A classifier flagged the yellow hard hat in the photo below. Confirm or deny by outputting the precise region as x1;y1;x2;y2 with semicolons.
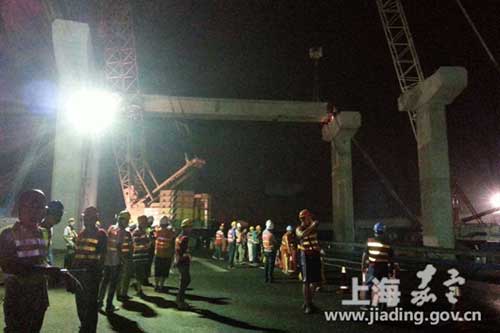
181;218;193;228
231;221;237;227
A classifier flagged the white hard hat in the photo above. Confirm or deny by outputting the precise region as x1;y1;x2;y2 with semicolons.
265;219;274;230
237;222;241;229
286;225;293;232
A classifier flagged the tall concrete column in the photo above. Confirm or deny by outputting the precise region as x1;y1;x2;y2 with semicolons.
328;112;361;242
51;19;95;249
399;67;467;248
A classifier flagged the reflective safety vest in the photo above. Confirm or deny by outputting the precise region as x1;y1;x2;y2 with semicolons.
122;230;132;255
262;230;275;252
281;232;294;252
236;230;242;244
74;231;101;261
107;225;131;256
297;230;320;255
11;223;47;262
154;227;175;258
215;230;224;246
132;229;150;261
366;237;392;264
227;229;235;243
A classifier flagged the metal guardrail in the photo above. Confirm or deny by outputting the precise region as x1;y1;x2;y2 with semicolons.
321;241;500;274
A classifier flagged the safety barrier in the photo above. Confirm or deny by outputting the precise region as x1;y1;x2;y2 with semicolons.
321;241;500;277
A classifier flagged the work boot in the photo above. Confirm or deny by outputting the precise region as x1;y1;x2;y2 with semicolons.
105;305;120;314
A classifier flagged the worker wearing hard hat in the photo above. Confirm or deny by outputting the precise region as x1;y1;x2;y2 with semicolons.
361;222;394;307
255;225;262;264
280;225;297;274
175;218;193;310
145;216;155;285
226;221;237;268
39;200;65;265
131;216;152;297
0;190;60;332
236;223;246;264
154;216;176;292
63;217;78;268
72;206;107;332
262;219;278;283
247;226;256;264
212;223;225;260
296;209;322;314
98;210;131;313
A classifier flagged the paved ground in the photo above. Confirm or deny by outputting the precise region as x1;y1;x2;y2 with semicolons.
1;254;499;332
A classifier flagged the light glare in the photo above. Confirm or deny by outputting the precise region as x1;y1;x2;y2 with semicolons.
64;89;120;134
491;193;500;208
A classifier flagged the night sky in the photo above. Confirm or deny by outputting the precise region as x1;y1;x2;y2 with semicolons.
1;0;499;228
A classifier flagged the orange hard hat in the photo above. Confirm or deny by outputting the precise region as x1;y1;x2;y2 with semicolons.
299;209;312;219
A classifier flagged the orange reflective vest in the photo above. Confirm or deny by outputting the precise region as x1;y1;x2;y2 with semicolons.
74;228;103;263
132;229;150;261
107;225;131;256
154;227;175;258
215;230;224;246
280;232;294;252
297;229;320;255
262;230;275;252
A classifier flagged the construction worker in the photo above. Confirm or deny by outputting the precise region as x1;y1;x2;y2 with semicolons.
39;200;65;265
361;222;394;307
98;210;131;313
255;224;262;264
262;219;278;283
175;218;193;310
73;206;107;333
212;223;225;260
235;223;244;264
296;209;322;314
0;189;60;332
131;215;151;297
116;216;133;301
280;225;297;274
247;226;256;263
226;221;237;268
63;217;79;268
154;216;176;292
145;216;155;286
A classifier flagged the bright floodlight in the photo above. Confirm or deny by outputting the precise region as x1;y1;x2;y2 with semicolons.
491;193;500;208
64;89;120;134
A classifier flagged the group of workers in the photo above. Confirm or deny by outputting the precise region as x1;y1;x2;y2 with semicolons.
213;220;298;274
0;189;194;332
211;209;324;314
212;211;395;314
0;188;395;332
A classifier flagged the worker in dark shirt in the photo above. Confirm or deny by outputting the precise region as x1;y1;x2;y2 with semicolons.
175;218;193;310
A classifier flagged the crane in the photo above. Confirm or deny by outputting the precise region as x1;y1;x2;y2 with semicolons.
99;0;206;221
375;0;425;140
